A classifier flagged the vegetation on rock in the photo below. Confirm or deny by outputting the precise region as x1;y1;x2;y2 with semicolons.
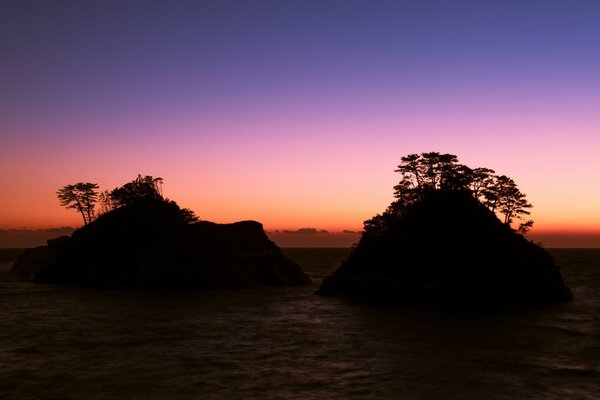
19;176;309;289
56;182;100;225
364;152;534;240
318;152;572;304
58;175;198;225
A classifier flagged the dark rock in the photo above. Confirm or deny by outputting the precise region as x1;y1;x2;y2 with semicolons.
317;191;572;305
12;200;310;289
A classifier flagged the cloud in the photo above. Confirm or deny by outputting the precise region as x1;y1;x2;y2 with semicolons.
280;228;329;235
266;228;361;247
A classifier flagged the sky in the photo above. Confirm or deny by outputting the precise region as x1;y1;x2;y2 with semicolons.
1;0;599;246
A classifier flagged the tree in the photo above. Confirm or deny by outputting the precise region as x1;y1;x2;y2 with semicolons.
373;152;535;235
109;175;163;207
393;152;472;207
518;220;534;235
481;175;532;225
362;210;398;239
420;152;462;190
392;175;420;212
56;182;99;225
56;175;201;227
394;152;474;194
395;153;424;192
180;208;199;224
469;167;495;199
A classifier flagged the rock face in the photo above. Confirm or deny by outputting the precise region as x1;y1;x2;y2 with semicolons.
317;191;572;304
12;200;310;289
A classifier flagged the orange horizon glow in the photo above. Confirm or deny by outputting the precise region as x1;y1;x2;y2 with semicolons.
1;2;599;248
2;143;599;241
2;186;599;236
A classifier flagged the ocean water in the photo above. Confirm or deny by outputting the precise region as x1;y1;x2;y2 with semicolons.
0;248;599;399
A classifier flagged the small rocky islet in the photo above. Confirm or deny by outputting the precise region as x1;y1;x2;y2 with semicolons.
317;190;572;304
318;153;572;305
13;198;310;289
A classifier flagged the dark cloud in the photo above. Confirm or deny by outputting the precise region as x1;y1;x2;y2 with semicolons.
266;229;361;248
280;228;329;235
342;230;360;234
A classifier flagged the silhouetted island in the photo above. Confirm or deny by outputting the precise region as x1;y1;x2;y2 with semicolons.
317;153;572;305
13;176;309;289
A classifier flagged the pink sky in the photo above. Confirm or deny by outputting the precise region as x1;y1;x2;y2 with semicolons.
2;110;599;241
1;1;599;246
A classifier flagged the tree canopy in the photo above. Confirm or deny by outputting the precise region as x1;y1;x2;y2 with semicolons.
109;175;164;208
56;182;100;225
57;175;198;225
365;152;532;237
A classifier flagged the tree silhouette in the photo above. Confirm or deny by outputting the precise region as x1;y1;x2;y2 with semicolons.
57;175;200;226
369;152;534;235
109;175;163;207
518;220;534;235
180;207;199;224
97;190;114;216
481;175;532;224
394;152;473;198
56;182;100;225
469;167;495;198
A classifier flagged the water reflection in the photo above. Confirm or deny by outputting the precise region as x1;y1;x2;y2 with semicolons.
0;250;599;399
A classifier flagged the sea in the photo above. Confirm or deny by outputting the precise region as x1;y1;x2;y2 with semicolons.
0;248;599;399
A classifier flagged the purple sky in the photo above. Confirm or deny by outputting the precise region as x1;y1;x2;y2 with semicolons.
1;1;600;246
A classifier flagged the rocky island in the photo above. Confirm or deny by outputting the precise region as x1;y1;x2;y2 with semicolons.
317;153;572;305
12;176;310;289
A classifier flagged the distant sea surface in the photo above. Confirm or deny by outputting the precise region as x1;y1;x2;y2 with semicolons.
1;248;599;399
